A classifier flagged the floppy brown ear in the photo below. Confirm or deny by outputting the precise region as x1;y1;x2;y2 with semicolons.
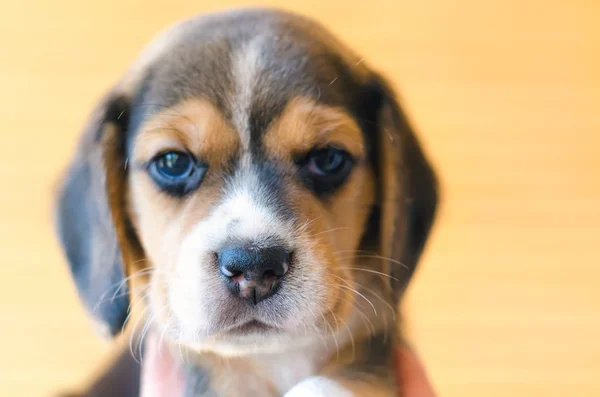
368;75;439;303
54;92;137;338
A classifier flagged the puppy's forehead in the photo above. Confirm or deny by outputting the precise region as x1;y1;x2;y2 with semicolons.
128;9;369;149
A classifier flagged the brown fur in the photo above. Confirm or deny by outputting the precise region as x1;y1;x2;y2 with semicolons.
264;97;366;160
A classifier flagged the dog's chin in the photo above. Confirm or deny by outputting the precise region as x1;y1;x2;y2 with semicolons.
179;321;318;357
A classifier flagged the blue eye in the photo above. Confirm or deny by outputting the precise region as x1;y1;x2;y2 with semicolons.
307;147;347;176
300;147;354;195
156;152;192;179
148;151;206;196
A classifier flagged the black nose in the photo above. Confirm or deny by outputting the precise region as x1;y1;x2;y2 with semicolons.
218;245;290;304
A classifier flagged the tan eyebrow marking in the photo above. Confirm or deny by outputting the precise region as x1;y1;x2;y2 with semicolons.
132;97;240;167
263;96;366;161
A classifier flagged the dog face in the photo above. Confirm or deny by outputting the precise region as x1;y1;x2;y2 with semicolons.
55;9;438;355
131;97;376;354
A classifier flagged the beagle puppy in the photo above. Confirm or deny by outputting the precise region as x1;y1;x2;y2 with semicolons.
55;8;438;397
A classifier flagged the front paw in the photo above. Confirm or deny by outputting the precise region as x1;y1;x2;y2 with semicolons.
284;376;354;397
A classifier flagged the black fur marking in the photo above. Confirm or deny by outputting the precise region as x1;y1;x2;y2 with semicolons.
249;161;296;223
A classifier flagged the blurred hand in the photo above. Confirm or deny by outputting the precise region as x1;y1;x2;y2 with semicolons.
397;346;437;397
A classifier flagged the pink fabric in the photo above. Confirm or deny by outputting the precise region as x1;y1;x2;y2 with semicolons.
140;334;185;397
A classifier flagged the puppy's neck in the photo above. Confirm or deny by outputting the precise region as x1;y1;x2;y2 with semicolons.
183;334;339;395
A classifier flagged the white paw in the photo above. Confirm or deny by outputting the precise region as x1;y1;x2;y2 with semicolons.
285;376;354;397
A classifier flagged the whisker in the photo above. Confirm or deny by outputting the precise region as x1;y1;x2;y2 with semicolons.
336;293;376;337
128;283;153;302
120;284;153;334
331;249;376;255
137;303;170;364
295;215;322;234
92;268;156;313
351;279;397;321
138;312;156;363
320;311;339;362
303;305;328;349
158;312;173;361
338;316;355;362
329;274;378;316
328;309;342;363
354;306;376;337
311;227;349;238
336;253;409;270
129;304;150;363
337;267;401;283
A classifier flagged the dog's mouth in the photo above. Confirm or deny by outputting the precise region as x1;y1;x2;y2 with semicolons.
225;319;274;335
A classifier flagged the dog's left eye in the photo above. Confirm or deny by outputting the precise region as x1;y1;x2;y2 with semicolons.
299;147;354;194
156;152;193;178
148;151;207;196
307;148;347;176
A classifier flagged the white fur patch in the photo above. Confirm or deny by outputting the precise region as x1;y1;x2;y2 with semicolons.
230;36;267;151
285;377;354;397
167;167;295;337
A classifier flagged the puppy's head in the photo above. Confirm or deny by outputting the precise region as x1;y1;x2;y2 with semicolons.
55;9;438;354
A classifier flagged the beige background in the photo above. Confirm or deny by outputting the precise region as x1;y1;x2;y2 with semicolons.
1;1;599;396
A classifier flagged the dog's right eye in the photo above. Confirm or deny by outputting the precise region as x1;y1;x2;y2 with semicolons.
148;151;207;196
